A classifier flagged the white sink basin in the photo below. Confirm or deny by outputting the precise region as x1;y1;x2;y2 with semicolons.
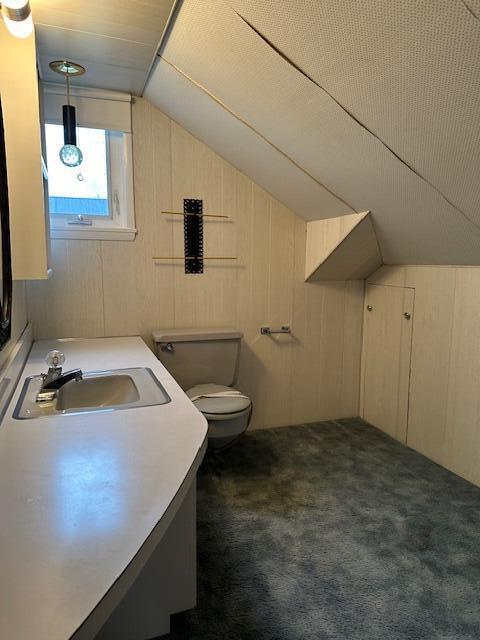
57;374;140;411
14;367;171;419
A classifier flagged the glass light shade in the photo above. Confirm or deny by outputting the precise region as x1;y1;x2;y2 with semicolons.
2;0;30;7
59;144;83;168
2;12;33;38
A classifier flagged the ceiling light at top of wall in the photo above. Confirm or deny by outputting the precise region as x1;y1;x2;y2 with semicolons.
1;0;33;39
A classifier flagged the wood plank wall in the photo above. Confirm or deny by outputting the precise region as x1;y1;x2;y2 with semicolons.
26;98;364;429
0;283;28;371
367;265;480;487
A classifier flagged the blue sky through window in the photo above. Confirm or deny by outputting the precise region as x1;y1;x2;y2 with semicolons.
45;124;109;217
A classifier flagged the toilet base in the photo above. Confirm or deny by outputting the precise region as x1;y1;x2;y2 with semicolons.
205;405;252;449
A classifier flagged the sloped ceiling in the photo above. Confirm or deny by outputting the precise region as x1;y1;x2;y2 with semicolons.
145;0;480;264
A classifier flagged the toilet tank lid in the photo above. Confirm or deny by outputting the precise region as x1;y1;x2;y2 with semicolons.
152;328;243;343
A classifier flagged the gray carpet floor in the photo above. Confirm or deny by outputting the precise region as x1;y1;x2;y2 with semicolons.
167;418;480;639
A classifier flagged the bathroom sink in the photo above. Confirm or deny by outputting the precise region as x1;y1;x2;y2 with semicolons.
57;374;140;411
14;367;171;419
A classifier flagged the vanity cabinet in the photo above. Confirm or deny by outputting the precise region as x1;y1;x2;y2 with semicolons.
0;22;50;280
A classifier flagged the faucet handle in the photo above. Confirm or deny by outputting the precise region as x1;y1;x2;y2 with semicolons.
45;350;65;369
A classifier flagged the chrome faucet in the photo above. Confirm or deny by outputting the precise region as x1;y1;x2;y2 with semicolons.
36;350;83;403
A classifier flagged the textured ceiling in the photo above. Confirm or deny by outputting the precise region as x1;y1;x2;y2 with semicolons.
145;59;352;220
145;0;480;264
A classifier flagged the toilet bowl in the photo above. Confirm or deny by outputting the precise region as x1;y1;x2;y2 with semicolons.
152;328;252;448
186;383;252;448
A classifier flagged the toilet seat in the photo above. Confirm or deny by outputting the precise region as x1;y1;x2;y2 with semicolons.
186;384;251;415
186;384;252;448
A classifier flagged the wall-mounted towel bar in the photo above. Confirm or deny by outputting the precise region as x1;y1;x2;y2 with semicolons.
260;325;291;335
155;199;235;273
153;256;237;261
161;211;230;219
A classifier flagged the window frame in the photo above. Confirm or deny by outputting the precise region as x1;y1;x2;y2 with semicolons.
46;125;112;222
42;84;136;242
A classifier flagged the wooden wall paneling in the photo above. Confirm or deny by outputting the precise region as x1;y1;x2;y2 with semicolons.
363;266;416;422
315;282;349;419
170;123;236;328
236;185;271;428
102;100;174;346
340;280;365;417
149;101;175;335
289;222;364;424
395;287;415;444
220;161;240;311
305;212;381;282
64;241;105;337
249;185;271;336
444;269;480;485
290;218;319;424
233;170;253;337
171;122;215;327
268;201;295;324
261;199;295;427
367;265;406;287
362;266;409;421
233;170;255;400
290;282;347;423
364;264;480;488
361;284;414;443
0;282;28;372
27;240;65;338
200;156;237;327
305;214;358;276
11;282;28;344
291;217;307;336
403;267;455;465
27;239;104;338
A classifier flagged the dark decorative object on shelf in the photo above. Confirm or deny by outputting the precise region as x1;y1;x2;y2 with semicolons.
0;99;13;350
184;198;204;274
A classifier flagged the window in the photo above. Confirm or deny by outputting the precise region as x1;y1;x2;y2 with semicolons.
42;84;136;241
46;125;110;218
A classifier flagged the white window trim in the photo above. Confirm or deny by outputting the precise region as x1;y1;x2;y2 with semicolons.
43;84;137;242
49;131;136;241
50;226;137;241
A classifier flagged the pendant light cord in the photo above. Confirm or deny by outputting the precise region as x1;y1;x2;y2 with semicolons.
66;68;70;107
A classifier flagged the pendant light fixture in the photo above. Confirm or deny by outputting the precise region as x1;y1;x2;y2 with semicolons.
48;60;86;168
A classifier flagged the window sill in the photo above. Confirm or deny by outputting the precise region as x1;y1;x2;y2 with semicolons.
50;226;137;241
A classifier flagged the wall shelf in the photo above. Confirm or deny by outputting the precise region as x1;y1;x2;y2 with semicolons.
305;211;382;282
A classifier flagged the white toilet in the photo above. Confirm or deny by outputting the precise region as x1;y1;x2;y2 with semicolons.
152;328;252;448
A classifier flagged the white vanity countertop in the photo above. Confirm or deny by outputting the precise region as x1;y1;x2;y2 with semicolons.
0;336;208;640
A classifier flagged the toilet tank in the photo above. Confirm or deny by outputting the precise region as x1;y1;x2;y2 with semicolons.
152;328;243;390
